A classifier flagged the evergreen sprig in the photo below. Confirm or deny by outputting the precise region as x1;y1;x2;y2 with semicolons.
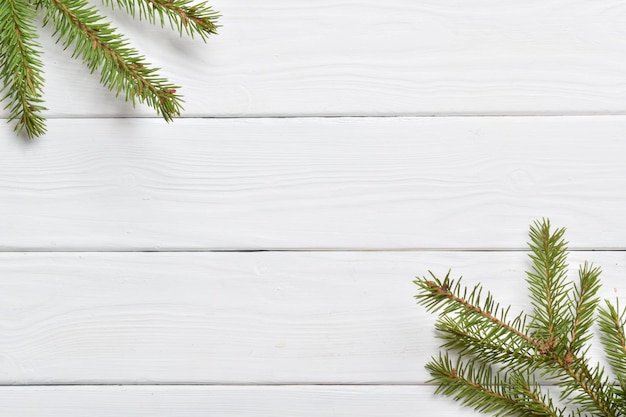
415;219;626;417
0;0;47;137
0;0;219;138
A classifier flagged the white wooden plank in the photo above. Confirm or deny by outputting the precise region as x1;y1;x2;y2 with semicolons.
4;0;626;118
0;385;472;417
0;251;624;384
1;117;626;250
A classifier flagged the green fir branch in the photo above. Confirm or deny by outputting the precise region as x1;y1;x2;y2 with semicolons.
416;273;535;349
507;373;565;417
0;0;218;138
596;302;626;413
101;0;219;40
427;354;565;417
435;315;537;371
0;0;47;137
555;357;619;417
598;300;626;384
426;354;521;417
567;263;601;357
416;274;537;371
416;219;626;417
526;219;572;352
40;0;183;121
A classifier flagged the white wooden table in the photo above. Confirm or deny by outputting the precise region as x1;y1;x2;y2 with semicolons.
1;1;626;415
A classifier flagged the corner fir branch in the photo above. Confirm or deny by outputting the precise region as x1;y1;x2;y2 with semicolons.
102;0;220;40
0;0;47;138
416;219;626;417
40;0;183;121
0;0;217;137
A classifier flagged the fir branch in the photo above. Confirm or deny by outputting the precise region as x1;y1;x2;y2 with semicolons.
427;354;564;417
101;0;219;40
435;315;537;370
426;354;521;417
567;263;601;357
415;273;548;371
550;355;618;417
0;0;218;137
415;273;537;350
507;373;566;417
526;219;572;352
416;219;626;417
0;0;47;138
526;225;614;413
418;270;618;416
40;0;183;121
598;300;626;380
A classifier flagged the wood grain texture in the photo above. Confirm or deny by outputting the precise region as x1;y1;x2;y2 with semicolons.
3;0;626;118
0;385;473;417
1;117;625;250
3;1;624;411
0;251;624;384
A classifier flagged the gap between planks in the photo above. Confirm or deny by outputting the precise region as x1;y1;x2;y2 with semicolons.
6;113;626;121
0;383;428;387
0;383;565;387
0;248;624;253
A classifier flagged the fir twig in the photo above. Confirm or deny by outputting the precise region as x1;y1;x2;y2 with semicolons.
427;354;521;417
0;0;47;137
415;219;626;417
101;0;219;40
598;300;626;379
526;219;571;351
567;263;601;357
427;354;565;417
0;0;218;138
417;273;537;371
40;0;183;121
598;299;626;409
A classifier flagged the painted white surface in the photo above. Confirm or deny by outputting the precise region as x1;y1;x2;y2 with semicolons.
4;0;626;119
0;251;623;385
0;386;463;417
2;1;626;415
1;117;626;250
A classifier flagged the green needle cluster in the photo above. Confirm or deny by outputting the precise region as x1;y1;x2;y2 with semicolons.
415;219;626;417
0;0;219;138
